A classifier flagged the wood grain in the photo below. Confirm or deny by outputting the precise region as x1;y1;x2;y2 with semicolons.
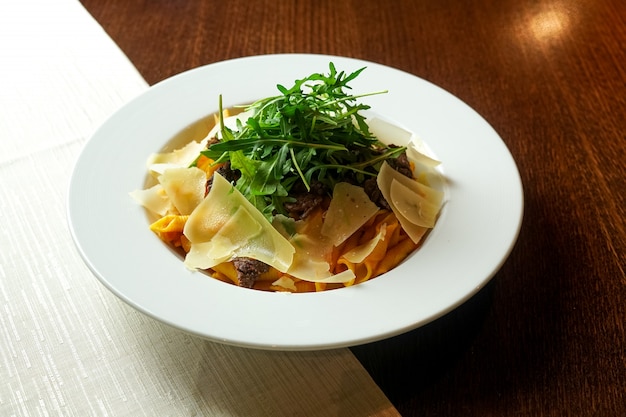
80;0;626;415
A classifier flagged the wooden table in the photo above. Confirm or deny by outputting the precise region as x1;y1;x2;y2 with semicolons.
80;1;625;415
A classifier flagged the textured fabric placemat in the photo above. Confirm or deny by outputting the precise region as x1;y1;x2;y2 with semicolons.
0;1;399;415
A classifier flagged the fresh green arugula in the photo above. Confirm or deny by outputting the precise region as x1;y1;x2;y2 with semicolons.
200;62;406;218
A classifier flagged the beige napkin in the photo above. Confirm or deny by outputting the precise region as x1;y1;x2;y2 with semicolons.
0;0;399;415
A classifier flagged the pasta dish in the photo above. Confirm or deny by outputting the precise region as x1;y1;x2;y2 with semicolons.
130;63;444;292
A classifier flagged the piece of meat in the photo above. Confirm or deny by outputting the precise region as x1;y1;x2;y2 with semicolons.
283;193;324;220
206;135;220;148
205;161;241;195
232;257;269;288
386;151;413;179
283;180;328;220
363;178;391;210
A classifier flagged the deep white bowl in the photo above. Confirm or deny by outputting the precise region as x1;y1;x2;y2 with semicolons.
68;54;523;350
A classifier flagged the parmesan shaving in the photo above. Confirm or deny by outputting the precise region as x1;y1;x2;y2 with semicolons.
271;276;298;292
158;167;206;215
407;134;441;168
320;182;379;246
342;223;387;264
389;180;440;228
147;140;206;175
377;161;441;243
129;184;174;216
183;173;295;272
285;234;335;281
367;117;412;146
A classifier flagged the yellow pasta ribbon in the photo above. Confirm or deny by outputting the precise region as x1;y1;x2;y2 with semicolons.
150;215;189;246
375;236;419;276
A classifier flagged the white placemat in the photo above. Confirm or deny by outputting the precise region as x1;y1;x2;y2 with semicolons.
0;1;399;415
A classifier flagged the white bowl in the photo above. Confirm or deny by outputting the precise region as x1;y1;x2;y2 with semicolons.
68;54;523;350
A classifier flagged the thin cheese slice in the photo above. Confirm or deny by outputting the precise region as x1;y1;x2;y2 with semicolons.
285;234;333;280
320;182;379;246
407;134;441;168
285;219;357;284
316;269;357;284
158;166;206;215
367;116;441;169
129;184;174;216
184;237;237;269
183;173;295;272
389;180;440;228
287;252;356;283
272;276;298;292
342;223;387;264
377;161;440;243
388;164;444;207
184;206;263;269
147;140;206;176
367;117;412;146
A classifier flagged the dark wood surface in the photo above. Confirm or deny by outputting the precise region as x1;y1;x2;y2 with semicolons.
80;1;625;415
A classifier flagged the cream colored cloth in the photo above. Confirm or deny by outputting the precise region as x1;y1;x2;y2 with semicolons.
0;1;399;415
